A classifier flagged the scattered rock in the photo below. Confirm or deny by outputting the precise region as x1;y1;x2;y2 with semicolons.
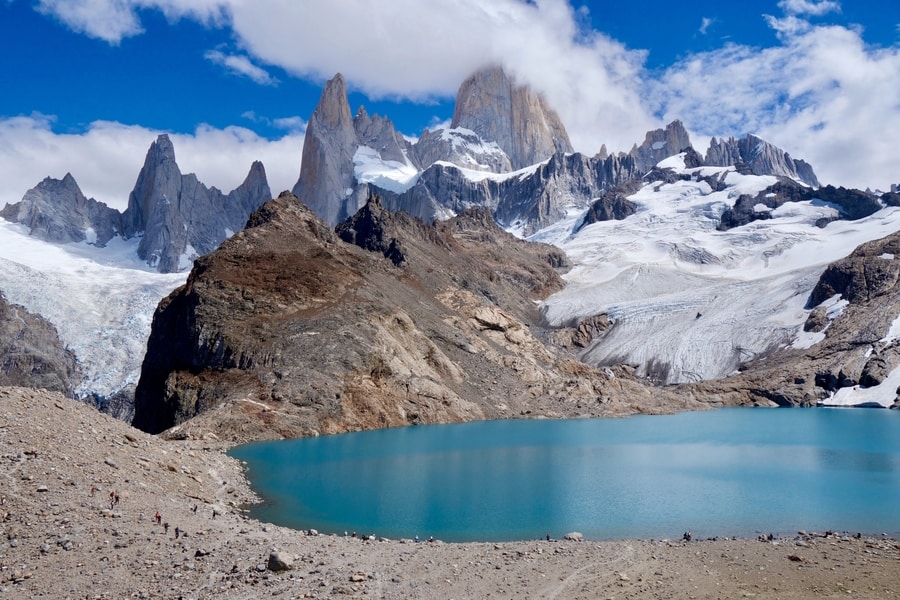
267;551;293;572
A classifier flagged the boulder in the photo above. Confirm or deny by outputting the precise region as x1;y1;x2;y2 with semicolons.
267;551;293;572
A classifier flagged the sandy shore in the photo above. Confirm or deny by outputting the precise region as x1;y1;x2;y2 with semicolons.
1;386;897;599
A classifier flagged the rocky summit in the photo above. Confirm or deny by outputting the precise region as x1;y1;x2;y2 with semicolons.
0;173;120;246
123;134;271;273
132;192;705;441
1;134;271;274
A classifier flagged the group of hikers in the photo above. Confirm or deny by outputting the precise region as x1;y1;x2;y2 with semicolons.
154;511;182;539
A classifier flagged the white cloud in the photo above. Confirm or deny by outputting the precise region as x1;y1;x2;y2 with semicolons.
699;17;713;35
34;0;657;153
205;50;278;85
36;0;143;43
35;0;227;43
0;116;303;211
778;0;841;17
653;22;900;190
28;0;900;192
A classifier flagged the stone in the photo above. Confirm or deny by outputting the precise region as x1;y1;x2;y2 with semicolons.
0;173;120;246
0;293;78;396
564;532;583;542
704;134;819;187
267;551;293;572
291;73;362;227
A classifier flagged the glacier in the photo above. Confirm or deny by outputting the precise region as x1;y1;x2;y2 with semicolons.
534;155;900;384
0;220;186;399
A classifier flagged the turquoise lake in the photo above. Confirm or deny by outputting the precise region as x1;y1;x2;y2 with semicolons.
229;408;900;542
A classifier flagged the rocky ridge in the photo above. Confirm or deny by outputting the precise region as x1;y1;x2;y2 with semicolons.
131;192;704;441
0;173;120;246
122;135;271;273
0;294;78;396
1;134;272;274
294;69;823;236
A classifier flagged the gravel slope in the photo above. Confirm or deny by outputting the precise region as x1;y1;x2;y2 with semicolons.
1;386;897;599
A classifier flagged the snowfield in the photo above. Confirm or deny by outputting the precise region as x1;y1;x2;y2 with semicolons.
534;158;900;384
0;221;186;398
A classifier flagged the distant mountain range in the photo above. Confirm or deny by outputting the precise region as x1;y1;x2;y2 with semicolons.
2;134;271;273
2;64;900;432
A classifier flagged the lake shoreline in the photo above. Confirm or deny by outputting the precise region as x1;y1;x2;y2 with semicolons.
4;386;898;599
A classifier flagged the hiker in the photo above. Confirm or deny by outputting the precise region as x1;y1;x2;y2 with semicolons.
174;527;180;539
164;522;169;535
90;485;97;497
155;511;161;525
192;504;198;513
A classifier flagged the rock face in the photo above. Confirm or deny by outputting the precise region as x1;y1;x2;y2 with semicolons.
379;151;642;236
450;66;573;170
0;293;78;395
122;135;271;273
629;120;693;174
132;192;701;440
705;134;819;187
291;73;362;227
292;69;822;237
0;173;120;246
718;181;883;231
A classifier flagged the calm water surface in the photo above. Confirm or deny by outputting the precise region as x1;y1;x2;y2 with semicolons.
230;408;900;542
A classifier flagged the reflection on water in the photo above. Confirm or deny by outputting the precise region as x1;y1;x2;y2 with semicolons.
231;408;900;542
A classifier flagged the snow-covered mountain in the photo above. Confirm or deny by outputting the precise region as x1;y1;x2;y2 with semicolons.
534;153;900;392
0;134;270;414
3;63;900;423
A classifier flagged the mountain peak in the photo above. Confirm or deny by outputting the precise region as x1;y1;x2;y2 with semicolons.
450;65;573;169
292;72;362;226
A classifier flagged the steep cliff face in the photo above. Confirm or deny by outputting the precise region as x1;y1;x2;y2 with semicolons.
0;292;78;396
451;66;573;170
132;192;694;441
0;173;120;246
122;135;271;272
705;134;819;187
629;120;693;174
291;73;360;226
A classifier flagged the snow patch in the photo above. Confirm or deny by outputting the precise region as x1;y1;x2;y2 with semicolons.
656;153;686;170
882;314;900;344
879;253;895;260
791;294;847;350
819;366;900;408
353;145;419;193
536;158;900;383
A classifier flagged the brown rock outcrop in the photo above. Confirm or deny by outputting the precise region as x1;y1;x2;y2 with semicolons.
132;192;705;441
0;293;78;395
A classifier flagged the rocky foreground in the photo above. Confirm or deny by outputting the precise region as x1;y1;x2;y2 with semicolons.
2;386;897;599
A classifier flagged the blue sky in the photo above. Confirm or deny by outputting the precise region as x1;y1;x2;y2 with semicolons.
1;0;898;210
